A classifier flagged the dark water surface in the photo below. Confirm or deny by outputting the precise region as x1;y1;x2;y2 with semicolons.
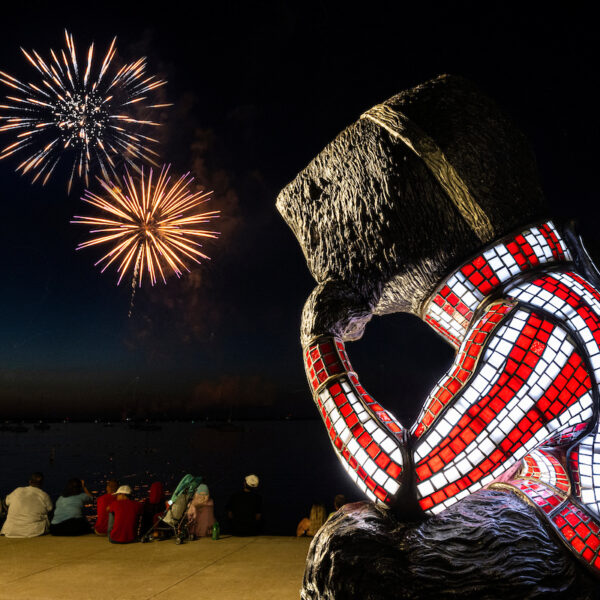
0;420;358;534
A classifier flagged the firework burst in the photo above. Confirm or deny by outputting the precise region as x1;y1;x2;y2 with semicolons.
0;30;170;191
71;165;220;287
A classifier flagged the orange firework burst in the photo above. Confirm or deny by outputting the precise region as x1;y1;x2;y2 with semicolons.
72;165;219;286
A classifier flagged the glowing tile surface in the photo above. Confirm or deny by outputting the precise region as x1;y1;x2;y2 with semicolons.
304;221;600;575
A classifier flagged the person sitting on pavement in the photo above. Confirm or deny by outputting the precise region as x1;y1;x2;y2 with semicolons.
140;481;165;535
187;483;216;539
50;478;93;536
94;479;118;536
327;494;347;521
0;472;53;538
107;485;142;544
0;495;7;526
297;503;326;537
226;474;262;536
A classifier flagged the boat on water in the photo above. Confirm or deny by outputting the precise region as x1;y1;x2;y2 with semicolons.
0;423;29;433
206;420;245;433
128;420;162;432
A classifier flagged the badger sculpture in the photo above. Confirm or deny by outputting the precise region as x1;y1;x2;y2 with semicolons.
277;75;600;598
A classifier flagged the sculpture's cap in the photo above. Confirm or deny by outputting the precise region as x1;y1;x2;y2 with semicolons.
277;74;548;330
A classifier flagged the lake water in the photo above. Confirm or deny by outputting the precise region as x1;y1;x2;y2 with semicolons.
0;420;358;534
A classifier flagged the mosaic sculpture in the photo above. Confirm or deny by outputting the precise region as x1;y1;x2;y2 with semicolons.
277;75;600;597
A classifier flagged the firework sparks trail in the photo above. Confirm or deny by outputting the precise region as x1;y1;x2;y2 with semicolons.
128;254;141;318
71;165;220;289
0;30;170;192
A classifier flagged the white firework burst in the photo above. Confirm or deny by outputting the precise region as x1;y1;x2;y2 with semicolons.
0;30;170;192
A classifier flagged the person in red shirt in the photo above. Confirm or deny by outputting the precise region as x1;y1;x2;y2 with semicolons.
140;481;165;534
107;485;142;544
94;479;118;535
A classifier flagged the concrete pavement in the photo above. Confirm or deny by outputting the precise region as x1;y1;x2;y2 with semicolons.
0;535;311;600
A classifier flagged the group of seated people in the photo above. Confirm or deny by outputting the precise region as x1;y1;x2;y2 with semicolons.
0;472;263;543
0;473;159;543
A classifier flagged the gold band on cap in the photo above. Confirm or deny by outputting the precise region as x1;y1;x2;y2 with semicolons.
361;103;495;244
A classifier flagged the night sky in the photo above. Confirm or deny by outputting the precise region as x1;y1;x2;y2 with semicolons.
0;3;598;422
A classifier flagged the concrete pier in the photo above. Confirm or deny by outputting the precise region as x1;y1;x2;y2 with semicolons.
0;535;311;599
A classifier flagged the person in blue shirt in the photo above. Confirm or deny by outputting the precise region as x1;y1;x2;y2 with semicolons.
49;478;93;536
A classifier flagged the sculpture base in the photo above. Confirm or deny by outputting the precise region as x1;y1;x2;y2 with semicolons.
302;490;598;599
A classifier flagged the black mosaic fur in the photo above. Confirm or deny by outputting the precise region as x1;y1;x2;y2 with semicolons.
302;493;598;599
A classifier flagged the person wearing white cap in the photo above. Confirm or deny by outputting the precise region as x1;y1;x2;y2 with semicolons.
226;474;262;536
245;474;259;488
107;485;142;544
